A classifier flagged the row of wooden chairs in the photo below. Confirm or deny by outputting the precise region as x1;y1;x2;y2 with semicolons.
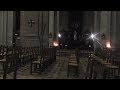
0;46;20;79
85;48;120;79
30;47;56;74
0;45;41;79
20;47;40;66
75;48;93;58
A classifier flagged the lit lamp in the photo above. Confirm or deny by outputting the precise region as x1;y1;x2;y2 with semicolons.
89;33;97;41
58;33;61;38
53;41;59;47
106;42;111;57
91;34;95;40
58;33;61;48
106;42;111;49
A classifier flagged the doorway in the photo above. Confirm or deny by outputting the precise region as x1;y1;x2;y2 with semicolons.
13;11;21;47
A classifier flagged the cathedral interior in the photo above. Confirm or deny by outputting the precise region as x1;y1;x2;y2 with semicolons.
0;11;120;79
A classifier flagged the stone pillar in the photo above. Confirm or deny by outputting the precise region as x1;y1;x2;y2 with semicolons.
116;11;120;48
93;11;101;50
107;11;111;46
3;11;7;46
42;11;49;48
7;11;14;46
93;11;98;51
49;11;54;47
0;11;4;45
56;11;60;44
100;11;111;48
110;11;117;48
0;11;14;46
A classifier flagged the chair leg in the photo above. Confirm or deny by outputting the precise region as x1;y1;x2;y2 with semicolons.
93;68;97;79
3;63;5;71
85;60;90;79
102;68;108;79
34;64;37;72
39;64;41;74
89;62;94;79
3;62;8;79
67;65;69;77
76;67;79;78
30;63;33;75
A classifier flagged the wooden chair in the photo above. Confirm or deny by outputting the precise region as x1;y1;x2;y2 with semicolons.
21;47;30;66
0;46;8;71
30;56;43;74
92;48;119;79
67;54;79;78
2;46;16;79
85;53;94;79
12;47;20;79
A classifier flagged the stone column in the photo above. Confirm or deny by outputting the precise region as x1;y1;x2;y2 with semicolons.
110;11;117;48
7;11;14;46
3;11;7;46
93;11;101;50
0;11;4;45
56;11;60;44
107;11;111;46
0;11;13;46
42;11;49;48
100;11;111;48
93;11;98;51
49;11;54;47
116;11;120;48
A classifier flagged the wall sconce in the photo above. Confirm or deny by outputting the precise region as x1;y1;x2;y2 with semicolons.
49;32;52;38
101;33;105;40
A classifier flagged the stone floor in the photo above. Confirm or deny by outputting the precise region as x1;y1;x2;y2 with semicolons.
0;55;88;79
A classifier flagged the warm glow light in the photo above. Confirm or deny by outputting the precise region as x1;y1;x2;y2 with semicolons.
53;42;59;47
106;42;111;48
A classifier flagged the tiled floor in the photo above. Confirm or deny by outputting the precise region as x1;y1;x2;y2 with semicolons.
0;55;88;79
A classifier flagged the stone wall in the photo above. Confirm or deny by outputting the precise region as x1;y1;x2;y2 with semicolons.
20;11;49;47
83;11;94;33
59;11;69;31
